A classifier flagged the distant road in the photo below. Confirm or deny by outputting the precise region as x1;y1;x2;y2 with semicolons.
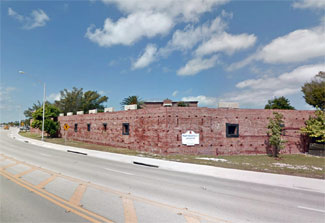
1;130;324;223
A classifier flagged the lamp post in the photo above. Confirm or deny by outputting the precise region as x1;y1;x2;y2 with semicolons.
41;83;46;141
19;70;46;141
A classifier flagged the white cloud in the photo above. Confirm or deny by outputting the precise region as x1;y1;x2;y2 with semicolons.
257;27;325;64
182;95;218;107
177;55;219;76
138;16;227;69
101;0;229;22
195;32;257;56
8;8;24;21
47;93;61;102
229;25;325;70
221;9;233;19
135;15;256;71
98;90;106;95
86;12;173;47
226;54;255;71
8;8;50;30
132;44;158;69
87;0;229;47
172;90;179;97
222;63;325;107
293;0;325;9
162;17;227;54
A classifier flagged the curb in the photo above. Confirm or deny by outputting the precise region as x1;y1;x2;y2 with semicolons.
10;129;325;194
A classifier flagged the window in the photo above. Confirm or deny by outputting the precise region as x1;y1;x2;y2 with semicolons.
226;123;239;138
280;123;285;136
122;123;129;135
74;123;78;132
87;123;91;131
103;123;107;131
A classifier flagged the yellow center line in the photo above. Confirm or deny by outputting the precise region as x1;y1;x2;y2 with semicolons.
0;170;101;223
122;197;138;223
15;167;37;178
1;169;114;223
70;184;88;206
2;154;229;223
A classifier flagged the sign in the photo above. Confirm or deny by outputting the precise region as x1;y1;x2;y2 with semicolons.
182;131;199;146
63;123;70;131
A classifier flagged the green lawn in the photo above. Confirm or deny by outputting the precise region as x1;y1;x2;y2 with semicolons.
20;132;325;179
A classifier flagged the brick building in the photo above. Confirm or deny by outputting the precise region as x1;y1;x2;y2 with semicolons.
57;107;315;156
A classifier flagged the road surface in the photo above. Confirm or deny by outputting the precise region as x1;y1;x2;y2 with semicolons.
0;129;324;223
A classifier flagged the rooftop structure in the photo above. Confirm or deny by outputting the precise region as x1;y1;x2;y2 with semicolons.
143;99;198;109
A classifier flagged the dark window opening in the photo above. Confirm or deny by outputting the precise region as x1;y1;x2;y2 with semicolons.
103;123;107;131
226;123;239;138
74;123;78;132
87;123;91;131
122;123;129;135
280;123;285;136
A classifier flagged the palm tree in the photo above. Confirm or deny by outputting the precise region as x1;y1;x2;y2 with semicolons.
121;96;144;109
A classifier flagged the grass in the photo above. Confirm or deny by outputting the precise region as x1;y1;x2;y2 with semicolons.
20;132;325;179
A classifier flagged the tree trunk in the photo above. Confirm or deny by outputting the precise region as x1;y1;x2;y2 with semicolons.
273;146;278;157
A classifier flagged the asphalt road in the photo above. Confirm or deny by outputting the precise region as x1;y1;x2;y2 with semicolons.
0;130;324;223
0;175;86;222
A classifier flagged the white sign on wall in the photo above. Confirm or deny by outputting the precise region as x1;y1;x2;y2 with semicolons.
182;130;199;146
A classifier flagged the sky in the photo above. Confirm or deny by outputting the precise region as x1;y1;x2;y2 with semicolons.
1;0;324;122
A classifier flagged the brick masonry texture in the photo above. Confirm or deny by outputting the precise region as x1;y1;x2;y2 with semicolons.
54;108;316;156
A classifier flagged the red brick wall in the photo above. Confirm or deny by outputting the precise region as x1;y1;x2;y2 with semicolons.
30;127;42;134
56;108;315;156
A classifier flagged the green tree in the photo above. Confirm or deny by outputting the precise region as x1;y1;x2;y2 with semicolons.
82;90;108;113
121;96;144;109
301;109;325;143
265;96;295;110
301;71;325;110
54;87;108;114
54;87;83;114
267;112;286;157
31;104;60;137
24;101;51;119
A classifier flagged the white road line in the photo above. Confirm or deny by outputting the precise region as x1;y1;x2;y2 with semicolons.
298;206;325;213
104;168;135;176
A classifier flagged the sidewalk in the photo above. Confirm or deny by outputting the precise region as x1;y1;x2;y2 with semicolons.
10;128;325;193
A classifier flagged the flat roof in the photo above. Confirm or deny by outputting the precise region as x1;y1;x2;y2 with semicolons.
144;101;198;104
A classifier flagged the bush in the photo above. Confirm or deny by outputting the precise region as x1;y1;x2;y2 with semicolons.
267;112;286;157
301;109;325;143
31;104;60;137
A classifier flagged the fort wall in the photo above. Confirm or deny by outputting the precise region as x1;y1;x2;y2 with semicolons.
57;107;315;156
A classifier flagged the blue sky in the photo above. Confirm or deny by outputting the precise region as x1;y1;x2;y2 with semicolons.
1;0;324;122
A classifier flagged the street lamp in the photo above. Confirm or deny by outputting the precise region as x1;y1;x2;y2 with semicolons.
19;70;46;141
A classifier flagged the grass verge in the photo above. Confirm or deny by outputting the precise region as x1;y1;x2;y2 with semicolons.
19;132;325;179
